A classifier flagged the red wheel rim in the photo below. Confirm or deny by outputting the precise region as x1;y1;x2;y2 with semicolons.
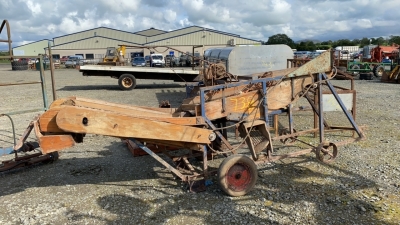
226;163;252;192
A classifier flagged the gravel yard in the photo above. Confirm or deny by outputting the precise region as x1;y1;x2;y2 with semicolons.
0;64;399;225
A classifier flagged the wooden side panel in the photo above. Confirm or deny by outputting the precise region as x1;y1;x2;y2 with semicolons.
267;76;312;110
33;120;75;153
74;97;171;115
204;91;262;120
56;106;212;144
180;69;297;106
49;98;74;109
71;100;173;118
134;106;178;114
39;106;203;133
39;135;75;154
200;76;312;120
250;68;298;78
39;107;64;133
182;84;247;105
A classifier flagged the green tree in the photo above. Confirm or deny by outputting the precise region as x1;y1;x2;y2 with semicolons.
388;36;400;45
296;41;316;51
334;39;353;47
352;39;360;45
371;37;385;45
265;34;295;48
360;37;371;47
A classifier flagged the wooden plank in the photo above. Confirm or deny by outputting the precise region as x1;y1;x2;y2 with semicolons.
179;104;200;111
181;84;247;105
56;106;212;144
248;67;298;79
71;100;172;118
200;76;312;120
39;106;204;133
204;91;262;120
49;98;74;109
33;120;75;153
180;69;297;106
39;135;76;154
267;76;312;110
38;107;64;133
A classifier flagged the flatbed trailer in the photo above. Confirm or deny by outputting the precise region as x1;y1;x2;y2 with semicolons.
79;65;201;90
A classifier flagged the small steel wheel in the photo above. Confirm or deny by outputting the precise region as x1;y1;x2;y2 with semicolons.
315;142;338;164
217;155;257;197
279;128;297;144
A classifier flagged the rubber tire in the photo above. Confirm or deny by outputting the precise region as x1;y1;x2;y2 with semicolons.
217;155;258;197
373;65;384;77
11;61;29;71
350;64;360;70
118;74;136;90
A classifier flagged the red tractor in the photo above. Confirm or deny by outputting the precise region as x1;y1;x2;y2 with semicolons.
367;44;399;62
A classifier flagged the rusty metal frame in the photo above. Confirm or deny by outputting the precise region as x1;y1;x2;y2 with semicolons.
0;19;58;172
123;71;364;192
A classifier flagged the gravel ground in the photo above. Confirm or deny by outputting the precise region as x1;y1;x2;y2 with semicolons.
0;64;399;225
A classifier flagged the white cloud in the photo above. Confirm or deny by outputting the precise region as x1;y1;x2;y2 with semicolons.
356;19;372;29
98;0;141;13
26;0;42;15
164;9;177;22
1;0;400;49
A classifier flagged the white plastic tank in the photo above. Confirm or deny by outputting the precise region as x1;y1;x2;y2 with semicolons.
204;45;294;76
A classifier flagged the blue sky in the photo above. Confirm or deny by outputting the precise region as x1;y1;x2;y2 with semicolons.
1;0;400;49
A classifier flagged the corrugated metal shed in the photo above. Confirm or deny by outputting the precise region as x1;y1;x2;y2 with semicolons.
54;27;146;45
146;26;204;43
145;30;261;46
51;36;139;50
134;28;166;36
14;25;263;57
12;39;49;56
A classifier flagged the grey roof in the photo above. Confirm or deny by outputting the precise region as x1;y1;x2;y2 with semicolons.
13;39;50;49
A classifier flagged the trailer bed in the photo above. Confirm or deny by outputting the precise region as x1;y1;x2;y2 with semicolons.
79;65;201;82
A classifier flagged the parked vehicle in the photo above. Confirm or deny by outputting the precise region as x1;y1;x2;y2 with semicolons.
144;55;151;66
351;52;358;59
60;56;69;64
98;46;126;66
348;44;399;77
65;55;85;68
310;52;322;59
192;52;201;66
294;51;311;59
179;53;191;67
150;54;165;67
165;55;179;67
131;57;146;67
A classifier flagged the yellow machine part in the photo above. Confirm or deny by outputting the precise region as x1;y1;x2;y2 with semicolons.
99;45;126;66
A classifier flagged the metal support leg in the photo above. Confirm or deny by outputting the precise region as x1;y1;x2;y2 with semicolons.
38;55;49;111
129;138;187;181
202;145;208;179
288;104;294;134
318;73;324;143
321;73;364;138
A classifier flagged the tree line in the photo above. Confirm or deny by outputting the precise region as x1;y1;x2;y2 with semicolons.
264;34;400;51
